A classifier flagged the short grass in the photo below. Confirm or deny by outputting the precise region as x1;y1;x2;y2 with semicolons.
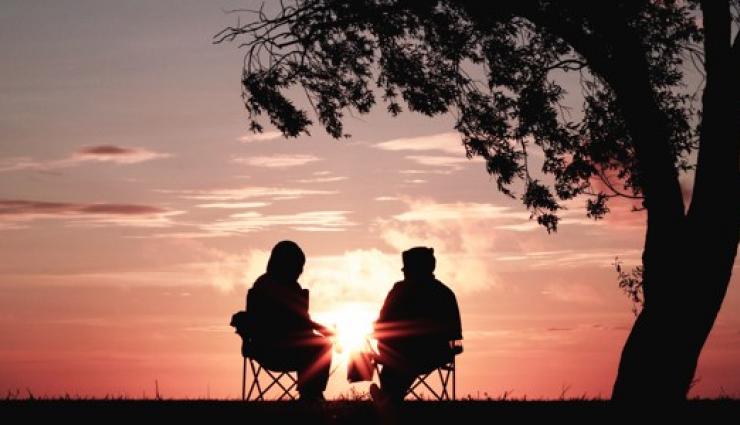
2;399;739;423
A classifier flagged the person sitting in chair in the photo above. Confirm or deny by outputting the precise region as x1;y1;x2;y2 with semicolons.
371;247;463;402
242;240;334;401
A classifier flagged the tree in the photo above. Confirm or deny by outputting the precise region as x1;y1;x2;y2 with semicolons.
216;0;740;400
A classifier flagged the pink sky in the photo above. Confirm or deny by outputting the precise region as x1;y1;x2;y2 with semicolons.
1;1;738;400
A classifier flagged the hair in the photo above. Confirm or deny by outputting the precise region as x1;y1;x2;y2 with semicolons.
266;240;306;281
402;246;436;276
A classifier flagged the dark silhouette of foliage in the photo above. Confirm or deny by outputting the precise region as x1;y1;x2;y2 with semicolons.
217;0;740;401
215;0;704;232
614;258;644;316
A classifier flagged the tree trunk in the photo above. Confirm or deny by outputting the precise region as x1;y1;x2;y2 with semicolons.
474;0;739;399
611;1;739;400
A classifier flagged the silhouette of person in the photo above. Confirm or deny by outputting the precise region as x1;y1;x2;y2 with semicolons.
371;247;462;402
244;240;333;401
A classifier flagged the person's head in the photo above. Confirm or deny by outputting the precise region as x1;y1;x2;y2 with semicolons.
402;246;436;280
266;240;306;282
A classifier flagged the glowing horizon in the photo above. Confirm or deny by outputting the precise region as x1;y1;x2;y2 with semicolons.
1;0;739;400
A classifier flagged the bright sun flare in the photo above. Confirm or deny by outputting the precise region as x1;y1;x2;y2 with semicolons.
317;304;377;357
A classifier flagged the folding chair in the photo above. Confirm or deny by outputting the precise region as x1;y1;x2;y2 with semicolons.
241;354;298;401
231;288;310;401
405;351;459;401
371;341;463;401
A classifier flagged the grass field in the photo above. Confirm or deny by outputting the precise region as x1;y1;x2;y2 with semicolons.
2;399;739;423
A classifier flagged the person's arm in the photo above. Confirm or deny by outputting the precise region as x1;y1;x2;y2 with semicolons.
448;291;463;340
374;284;401;339
310;319;335;336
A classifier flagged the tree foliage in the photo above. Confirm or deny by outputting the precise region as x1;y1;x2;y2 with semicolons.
214;0;713;232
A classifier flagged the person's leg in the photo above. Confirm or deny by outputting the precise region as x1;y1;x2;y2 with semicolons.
294;334;332;399
378;365;415;401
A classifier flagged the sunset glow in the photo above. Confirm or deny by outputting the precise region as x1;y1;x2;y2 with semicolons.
1;0;739;402
316;304;377;359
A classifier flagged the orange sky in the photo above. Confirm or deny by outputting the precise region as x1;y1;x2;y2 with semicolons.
1;0;739;400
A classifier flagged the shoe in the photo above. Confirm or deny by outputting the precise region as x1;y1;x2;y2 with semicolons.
370;383;388;404
370;383;398;424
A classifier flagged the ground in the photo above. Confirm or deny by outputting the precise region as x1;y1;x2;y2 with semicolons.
2;400;739;423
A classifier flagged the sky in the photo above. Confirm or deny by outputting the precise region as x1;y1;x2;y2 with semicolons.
1;0;739;400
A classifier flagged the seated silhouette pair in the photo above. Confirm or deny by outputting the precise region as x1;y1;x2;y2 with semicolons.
232;240;462;402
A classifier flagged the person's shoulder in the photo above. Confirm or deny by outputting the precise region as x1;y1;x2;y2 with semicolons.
387;280;405;294
432;278;457;297
251;273;270;290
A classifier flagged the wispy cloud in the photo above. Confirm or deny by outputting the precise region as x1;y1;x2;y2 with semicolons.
377;198;639;290
373;133;475;172
75;145;170;163
201;210;354;234
168;186;337;202
238;131;284;143
400;169;452;175
374;132;463;154
295;170;348;184
541;283;604;304
0;199;182;228
232;154;320;168
378;199;519;292
295;176;348;184
391;200;516;222
195;202;270;209
405;155;471;169
0;146;170;172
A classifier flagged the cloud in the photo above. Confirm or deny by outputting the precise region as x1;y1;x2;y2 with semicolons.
205;249;270;292
200;246;398;309
400;169;451;175
295;176;348;184
232;154;320;168
201;210;354;234
196;202;270;209
372;133;477;172
405;155;471;170
378;199;518;292
0;146;170;172
374;132;464;154
198;248;398;307
295;170;347;183
75;145;171;163
391;201;515;222
404;179;427;184
0;199;181;228
169;187;336;202
523;249;642;269
0;200;164;216
302;249;399;307
238;131;284;143
376;198;641;290
541;283;604;304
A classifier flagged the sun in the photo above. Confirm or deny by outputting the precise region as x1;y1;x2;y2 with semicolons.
318;303;377;356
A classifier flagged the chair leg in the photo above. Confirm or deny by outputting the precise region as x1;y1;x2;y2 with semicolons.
438;368;448;400
247;359;263;401
418;373;443;400
263;370;295;400
243;358;301;401
452;358;456;401
407;372;441;400
405;364;455;401
241;357;246;401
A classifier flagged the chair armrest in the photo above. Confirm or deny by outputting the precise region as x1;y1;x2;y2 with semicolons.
450;340;463;355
